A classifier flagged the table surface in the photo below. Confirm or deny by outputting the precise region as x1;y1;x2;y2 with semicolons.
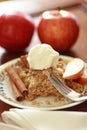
0;3;87;120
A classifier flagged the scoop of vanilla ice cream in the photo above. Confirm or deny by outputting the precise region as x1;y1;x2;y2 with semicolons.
27;44;59;70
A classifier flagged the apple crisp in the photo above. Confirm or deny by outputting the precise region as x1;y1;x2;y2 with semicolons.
16;55;85;101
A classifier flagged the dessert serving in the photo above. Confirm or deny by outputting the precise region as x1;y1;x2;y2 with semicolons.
5;44;87;103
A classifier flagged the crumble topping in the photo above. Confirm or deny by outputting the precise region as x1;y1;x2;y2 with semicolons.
16;55;84;101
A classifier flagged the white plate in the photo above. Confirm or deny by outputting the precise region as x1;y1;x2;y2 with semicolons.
1;109;87;130
0;55;85;110
29;111;87;130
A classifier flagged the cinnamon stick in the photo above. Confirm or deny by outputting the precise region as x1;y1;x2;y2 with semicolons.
6;66;28;96
10;79;24;101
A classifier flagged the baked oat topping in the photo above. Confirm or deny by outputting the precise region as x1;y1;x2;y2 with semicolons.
16;55;85;101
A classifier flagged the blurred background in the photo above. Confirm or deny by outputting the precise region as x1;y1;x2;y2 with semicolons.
0;0;87;64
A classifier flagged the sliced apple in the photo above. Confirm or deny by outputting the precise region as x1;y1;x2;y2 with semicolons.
77;64;87;85
63;58;85;80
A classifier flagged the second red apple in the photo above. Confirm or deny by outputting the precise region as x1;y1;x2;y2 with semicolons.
37;10;79;52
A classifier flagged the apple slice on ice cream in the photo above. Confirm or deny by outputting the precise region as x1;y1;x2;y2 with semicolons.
63;58;85;80
77;64;87;85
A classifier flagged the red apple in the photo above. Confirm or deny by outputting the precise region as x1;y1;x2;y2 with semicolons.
37;10;79;52
0;11;35;52
63;58;85;80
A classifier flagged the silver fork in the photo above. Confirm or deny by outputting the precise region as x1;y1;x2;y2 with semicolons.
47;73;87;102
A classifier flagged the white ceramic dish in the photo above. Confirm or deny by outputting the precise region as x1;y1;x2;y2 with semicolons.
1;109;87;130
0;56;85;110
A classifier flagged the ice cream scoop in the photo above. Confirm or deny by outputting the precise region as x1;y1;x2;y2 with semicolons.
27;44;59;70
